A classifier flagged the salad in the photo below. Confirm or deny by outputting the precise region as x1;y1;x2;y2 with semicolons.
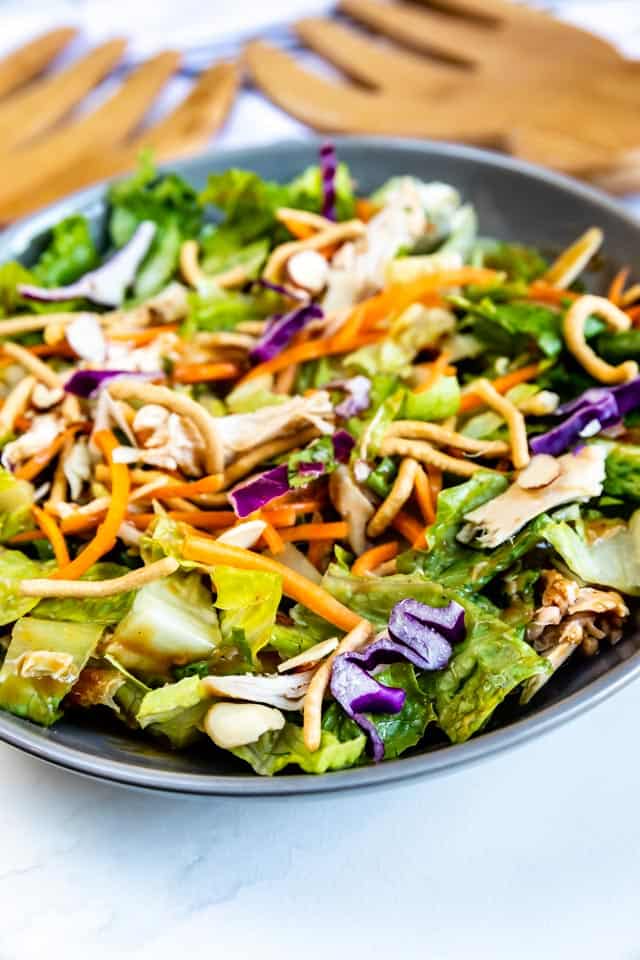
0;144;637;776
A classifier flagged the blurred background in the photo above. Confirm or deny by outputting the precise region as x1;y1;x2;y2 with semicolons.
0;0;639;217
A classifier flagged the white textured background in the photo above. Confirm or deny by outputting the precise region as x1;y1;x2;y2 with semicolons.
0;3;639;958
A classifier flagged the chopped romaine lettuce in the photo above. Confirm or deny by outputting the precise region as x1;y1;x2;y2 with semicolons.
402;375;460;421
421;599;548;743
482;241;548;283
32;215;97;287
323;565;451;629
212;565;281;665
199;235;268;279
465;298;563;358
344;339;412;378
0;618;103;725
543;514;640;596
0;470;34;539
136;675;210;748
182;285;263;336
0;261;38;316
230;721;365;775
107;571;220;678
34;562;136;623
604;443;640;501
0;547;44;625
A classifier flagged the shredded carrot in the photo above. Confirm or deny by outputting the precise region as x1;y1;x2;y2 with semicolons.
355;198;380;223
260;507;297;527
10;512;104;544
50;430;130;580
280;218;316;240
108;324;179;346
331;303;365;351
307;538;332;571
628;304;640;324
14;415;31;433
29;342;76;359
240;330;382;384
279;521;348;542
15;425;80;481
413;466;436;525
413;350;452;395
31;505;69;567
352;541;399;576
270;498;323;515
391;510;426;548
608;267;630;306
172;362;240;384
261;522;285;555
527;281;579;305
460;363;541;412
150;474;224;498
426;464;442;500
182;535;362;631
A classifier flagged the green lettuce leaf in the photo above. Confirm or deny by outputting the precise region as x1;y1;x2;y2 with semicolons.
467;299;563;358
268;623;321;660
287;435;345;488
344;340;412;378
543;514;640;596
225;376;287;414
107;571;220;678
33;562;136;623
0;547;44;625
401;375;460;421
604;443;640;501
136;675;210;748
324;662;435;760
199;235;268;279
596;330;640;364
422;599;548;743
323;565;450;629
32;214;97;287
212;565;281;665
482;241;548;283
230;721;365;775
0;618;103;725
108;154;202;297
0;261;38;317
0;470;34;539
182;285;264;336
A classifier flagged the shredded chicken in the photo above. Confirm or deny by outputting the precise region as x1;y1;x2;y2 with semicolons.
1;413;63;471
522;570;628;702
215;391;334;466
461;445;606;548
329;464;375;555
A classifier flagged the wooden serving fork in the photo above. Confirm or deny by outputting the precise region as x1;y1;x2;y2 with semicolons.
245;0;640;189
0;29;239;221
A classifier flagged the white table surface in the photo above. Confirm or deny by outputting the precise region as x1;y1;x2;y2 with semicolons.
1;3;640;957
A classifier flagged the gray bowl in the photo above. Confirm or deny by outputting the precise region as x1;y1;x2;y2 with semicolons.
1;137;639;795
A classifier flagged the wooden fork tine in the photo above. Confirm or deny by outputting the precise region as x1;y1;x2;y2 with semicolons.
296;17;463;94
140;60;240;156
0;51;180;221
10;60;241;216
0;27;77;99
339;0;493;65
244;40;503;142
0;39;127;153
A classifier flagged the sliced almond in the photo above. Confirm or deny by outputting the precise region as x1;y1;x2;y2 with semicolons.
31;383;64;410
277;637;339;673
285;249;329;294
516;454;561;490
203;702;285;750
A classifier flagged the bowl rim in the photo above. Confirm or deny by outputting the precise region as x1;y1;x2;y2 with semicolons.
1;134;639;796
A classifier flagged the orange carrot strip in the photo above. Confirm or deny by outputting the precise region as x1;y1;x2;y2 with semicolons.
355;198;380;223
279;521;348;542
391;510;426;548
261;507;297;527
28;342;76;359
108;324;179;345
331;303;365;351
149;474;225;498
628;304;640;324
307;538;332;571
240;331;382;384
50;430;130;580
31;505;69;567
426;464;443;500
15;426;80;481
460;363;541;412
413;466;436;524
172;362;240;384
413;350;452;395
608;267;630;306
261;522;285;555
527;281;579;305
352;540;399;576
182;535;362;631
280;218;316;240
9;513;103;544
